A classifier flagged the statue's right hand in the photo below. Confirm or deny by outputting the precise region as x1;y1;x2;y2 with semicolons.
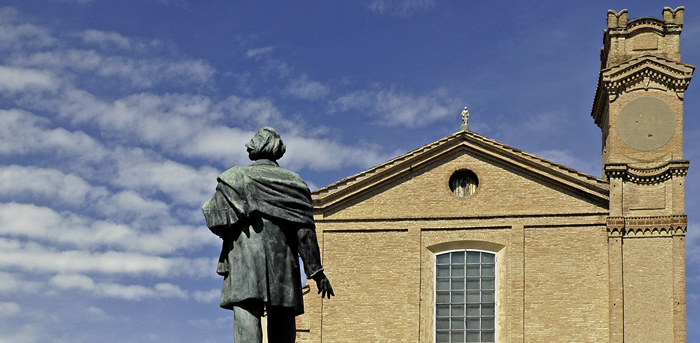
313;272;334;299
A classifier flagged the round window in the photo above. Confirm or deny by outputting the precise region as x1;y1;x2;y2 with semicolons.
449;170;479;197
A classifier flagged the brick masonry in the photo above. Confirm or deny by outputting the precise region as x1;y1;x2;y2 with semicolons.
293;7;692;343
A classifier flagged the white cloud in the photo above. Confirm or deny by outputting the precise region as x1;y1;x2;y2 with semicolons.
0;109;107;161
0;202;216;254
49;274;189;301
0;272;42;294
0;237;215;277
284;74;330;100
85;306;111;321
112;148;220;206
282;135;390;171
193;289;220;303
368;0;435;17
334;88;460;128
0;165;107;206
246;46;274;59
0;325;38;343
0;8;57;50
80;29;132;50
94;190;171;222
49;273;94;290
0;302;21;318
15;50;214;88
0;66;58;92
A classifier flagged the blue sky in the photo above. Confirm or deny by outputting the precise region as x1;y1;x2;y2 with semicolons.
0;1;698;342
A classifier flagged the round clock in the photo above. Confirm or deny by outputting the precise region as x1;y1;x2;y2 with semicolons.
616;96;676;151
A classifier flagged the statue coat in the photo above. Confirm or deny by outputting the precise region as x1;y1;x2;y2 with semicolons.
202;159;323;315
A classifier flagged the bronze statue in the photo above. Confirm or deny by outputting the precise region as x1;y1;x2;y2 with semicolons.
202;127;333;343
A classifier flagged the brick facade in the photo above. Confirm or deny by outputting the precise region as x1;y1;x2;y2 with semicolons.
292;7;693;343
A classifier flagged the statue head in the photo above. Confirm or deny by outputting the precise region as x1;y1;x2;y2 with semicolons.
246;127;286;161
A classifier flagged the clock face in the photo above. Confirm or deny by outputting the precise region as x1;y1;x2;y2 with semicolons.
616;97;676;151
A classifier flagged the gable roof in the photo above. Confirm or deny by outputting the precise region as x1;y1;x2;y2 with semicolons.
312;130;609;212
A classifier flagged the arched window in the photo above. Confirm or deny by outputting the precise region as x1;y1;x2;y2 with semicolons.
436;250;495;342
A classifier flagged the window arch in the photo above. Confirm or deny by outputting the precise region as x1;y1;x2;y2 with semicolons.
435;250;496;342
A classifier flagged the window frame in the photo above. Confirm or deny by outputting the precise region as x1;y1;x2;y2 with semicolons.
434;249;498;343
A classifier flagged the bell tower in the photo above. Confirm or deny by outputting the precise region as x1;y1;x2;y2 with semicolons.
591;7;694;343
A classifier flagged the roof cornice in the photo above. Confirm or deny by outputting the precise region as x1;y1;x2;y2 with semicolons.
591;55;695;127
313;131;609;213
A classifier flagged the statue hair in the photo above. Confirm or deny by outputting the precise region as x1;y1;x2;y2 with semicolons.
246;127;286;161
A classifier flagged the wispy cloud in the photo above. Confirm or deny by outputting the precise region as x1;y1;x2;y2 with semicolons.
0;272;43;294
0;66;58;92
0;302;21;318
0;237;215;277
246;46;274;59
0;202;216;254
50;274;189;301
0;109;107;161
284;74;330;100
80;30;133;50
367;0;435;17
333;87;460;128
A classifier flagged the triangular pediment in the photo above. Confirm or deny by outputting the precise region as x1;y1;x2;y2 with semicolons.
312;131;609;217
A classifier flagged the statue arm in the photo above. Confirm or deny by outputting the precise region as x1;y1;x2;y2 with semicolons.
297;227;334;298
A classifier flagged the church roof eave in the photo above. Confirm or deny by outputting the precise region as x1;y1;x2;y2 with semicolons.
312;130;609;212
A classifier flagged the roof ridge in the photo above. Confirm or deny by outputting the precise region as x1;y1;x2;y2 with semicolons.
313;131;606;196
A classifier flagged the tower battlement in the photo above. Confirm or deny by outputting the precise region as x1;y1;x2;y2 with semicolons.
601;7;684;68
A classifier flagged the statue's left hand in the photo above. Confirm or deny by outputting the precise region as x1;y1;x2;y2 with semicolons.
313;272;334;299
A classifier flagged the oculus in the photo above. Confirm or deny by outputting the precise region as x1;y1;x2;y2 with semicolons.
449;170;479;197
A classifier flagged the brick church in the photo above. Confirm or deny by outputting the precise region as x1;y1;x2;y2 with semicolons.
294;7;692;343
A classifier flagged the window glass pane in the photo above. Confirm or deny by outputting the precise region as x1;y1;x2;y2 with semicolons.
467;252;480;264
481;291;494;303
481;265;495;277
437;265;450;277
436;250;496;343
466;305;479;316
466;278;479;290
481;318;494;330
436;331;450;343
451;252;465;264
452;265;465;277
466;318;480;329
482;277;494;290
